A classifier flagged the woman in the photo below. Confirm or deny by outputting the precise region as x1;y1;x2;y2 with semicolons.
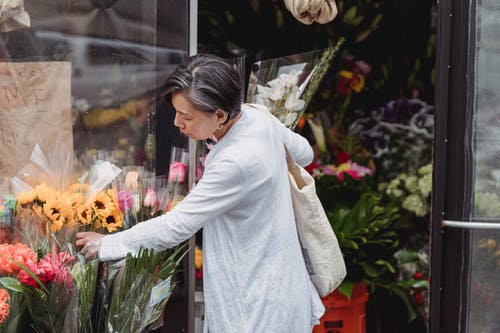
76;53;324;332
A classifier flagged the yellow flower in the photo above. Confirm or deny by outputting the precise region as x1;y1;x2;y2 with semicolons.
76;205;92;225
17;190;37;206
335;163;352;173
195;246;203;270
107;189;118;205
339;70;354;79
351;73;365;93
43;198;62;222
103;208;123;232
34;184;54;204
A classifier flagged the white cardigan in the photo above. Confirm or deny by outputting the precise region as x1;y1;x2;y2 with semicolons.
100;103;325;332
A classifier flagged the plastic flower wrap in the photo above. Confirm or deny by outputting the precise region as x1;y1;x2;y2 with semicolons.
105;246;187;333
246;40;344;129
165;146;189;212
0;179;16;244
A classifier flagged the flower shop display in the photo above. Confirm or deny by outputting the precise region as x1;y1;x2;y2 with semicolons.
0;142;187;332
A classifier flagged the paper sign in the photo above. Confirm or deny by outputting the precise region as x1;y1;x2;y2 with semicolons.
150;277;171;307
0;62;72;179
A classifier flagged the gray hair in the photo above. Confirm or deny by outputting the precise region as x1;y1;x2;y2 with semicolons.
163;54;242;122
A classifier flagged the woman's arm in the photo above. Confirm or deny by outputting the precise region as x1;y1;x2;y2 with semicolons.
79;156;248;261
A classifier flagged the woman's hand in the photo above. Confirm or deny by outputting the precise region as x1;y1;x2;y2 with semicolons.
75;232;106;260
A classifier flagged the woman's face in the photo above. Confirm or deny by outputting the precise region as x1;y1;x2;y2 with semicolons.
171;92;224;140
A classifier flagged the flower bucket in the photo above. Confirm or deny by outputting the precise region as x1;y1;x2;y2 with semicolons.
313;284;369;333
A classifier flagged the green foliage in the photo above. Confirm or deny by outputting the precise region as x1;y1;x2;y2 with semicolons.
71;260;99;333
328;193;401;285
106;245;188;333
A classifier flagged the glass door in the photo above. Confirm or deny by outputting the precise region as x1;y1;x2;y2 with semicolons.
431;0;500;332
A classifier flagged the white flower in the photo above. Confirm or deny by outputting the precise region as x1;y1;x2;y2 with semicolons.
268;85;285;101
279;69;301;87
75;98;90;112
256;84;271;98
267;77;285;88
418;173;432;198
285;93;305;112
402;194;427;217
283;113;297;127
404;176;419;193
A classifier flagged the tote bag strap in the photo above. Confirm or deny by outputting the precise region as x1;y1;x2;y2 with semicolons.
284;145;306;189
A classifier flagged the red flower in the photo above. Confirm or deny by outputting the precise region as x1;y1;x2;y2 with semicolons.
414;292;425;306
336;77;352;95
195;267;203;280
305;161;320;174
335;151;350;164
413;272;424;280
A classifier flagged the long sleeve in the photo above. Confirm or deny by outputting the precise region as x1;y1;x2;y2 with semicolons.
243;103;313;166
99;156;248;261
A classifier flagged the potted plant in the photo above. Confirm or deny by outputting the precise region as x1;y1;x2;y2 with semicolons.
311;163;428;333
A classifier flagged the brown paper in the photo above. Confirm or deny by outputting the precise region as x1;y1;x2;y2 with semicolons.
0;62;72;179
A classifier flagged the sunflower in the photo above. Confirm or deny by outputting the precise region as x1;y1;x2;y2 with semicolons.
103;207;123;232
76;204;92;225
92;191;112;211
16;190;37;206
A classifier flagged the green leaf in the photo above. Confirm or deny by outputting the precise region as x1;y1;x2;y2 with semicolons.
342;6;358;25
392;287;417;322
0;277;25;293
338;280;355;300
374;260;396;273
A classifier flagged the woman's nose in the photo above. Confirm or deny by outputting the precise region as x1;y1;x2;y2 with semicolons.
174;113;183;129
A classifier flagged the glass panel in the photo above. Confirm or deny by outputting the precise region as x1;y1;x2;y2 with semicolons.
472;1;500;220
0;1;189;332
468;230;500;332
1;0;188;170
469;1;500;332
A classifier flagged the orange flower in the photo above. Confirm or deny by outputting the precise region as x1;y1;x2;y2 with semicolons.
76;205;92;225
16;190;37;206
0;289;9;324
0;288;9;303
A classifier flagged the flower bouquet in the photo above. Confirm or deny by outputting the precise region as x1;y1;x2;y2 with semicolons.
246;39;344;129
0;244;76;333
104;246;188;333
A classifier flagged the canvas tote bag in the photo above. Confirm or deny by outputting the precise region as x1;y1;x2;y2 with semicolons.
285;146;346;297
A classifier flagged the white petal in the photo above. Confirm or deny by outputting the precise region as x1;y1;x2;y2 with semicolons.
285;94;305;111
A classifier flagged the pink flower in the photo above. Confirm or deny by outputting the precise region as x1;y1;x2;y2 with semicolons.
345;169;360;180
17;259;41;288
323;165;337;176
348;161;373;177
168;162;187;183
337;172;344;182
143;188;158;209
37;257;57;283
354;60;372;77
117;190;134;211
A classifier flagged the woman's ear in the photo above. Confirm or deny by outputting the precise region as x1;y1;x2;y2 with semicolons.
215;109;228;123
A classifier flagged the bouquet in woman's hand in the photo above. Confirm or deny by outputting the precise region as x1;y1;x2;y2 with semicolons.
246;39;344;129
